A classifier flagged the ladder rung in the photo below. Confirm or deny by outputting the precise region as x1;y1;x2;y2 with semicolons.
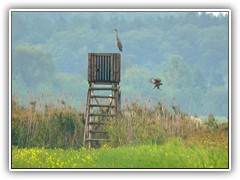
89;104;116;108
89;113;115;116
85;139;111;141
91;95;116;99
88;130;108;134
88;122;106;125
89;87;119;90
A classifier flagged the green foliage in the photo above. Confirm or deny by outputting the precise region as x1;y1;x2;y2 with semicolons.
52;73;88;94
205;113;218;132
121;65;155;98
163;54;194;88
202;86;228;115
12;44;55;87
12;76;28;94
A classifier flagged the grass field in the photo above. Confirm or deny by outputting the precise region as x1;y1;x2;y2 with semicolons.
12;138;228;169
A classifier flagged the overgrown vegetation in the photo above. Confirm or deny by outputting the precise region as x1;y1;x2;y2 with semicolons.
12;94;228;149
12;94;85;149
104;99;200;147
11;93;229;168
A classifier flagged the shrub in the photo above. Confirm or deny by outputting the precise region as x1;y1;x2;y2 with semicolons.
205;113;218;132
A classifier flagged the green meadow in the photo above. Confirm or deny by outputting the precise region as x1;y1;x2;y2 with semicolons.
12;139;228;169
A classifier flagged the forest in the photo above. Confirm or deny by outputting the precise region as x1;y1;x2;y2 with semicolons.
11;11;229;117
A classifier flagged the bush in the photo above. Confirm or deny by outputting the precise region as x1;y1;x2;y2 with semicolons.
205;113;218;132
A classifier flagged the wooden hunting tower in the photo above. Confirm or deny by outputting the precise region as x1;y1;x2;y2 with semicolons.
84;53;121;149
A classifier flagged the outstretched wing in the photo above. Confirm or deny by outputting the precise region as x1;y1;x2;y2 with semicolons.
149;78;155;84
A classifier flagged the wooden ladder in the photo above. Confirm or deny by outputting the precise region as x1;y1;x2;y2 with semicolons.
83;83;121;149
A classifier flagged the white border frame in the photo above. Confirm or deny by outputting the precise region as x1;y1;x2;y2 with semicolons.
9;8;231;172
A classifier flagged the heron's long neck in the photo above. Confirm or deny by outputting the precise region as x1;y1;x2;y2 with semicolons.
115;31;119;40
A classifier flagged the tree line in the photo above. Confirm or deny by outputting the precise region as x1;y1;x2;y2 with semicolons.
11;11;229;116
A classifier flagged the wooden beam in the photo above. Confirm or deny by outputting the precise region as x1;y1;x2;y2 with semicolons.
89;87;119;90
89;104;116;108
91;95;116;99
85;139;111;141
89;113;115;116
88;130;108;134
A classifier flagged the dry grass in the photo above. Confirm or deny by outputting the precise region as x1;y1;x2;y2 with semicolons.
12;93;85;148
11;94;228;149
103;98;211;147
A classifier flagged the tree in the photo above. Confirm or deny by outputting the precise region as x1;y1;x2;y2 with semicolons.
121;65;155;100
12;44;56;88
202;86;228;116
11;12;229;116
162;54;194;89
161;54;206;114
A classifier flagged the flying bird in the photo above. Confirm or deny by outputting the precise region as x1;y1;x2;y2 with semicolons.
112;29;123;53
150;78;163;90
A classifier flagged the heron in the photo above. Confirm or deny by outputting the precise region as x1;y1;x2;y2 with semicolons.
112;29;123;53
150;78;163;90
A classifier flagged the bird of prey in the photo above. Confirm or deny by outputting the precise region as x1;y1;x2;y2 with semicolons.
112;29;123;53
150;78;163;90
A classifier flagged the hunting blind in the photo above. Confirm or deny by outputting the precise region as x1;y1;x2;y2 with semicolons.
84;53;121;149
88;53;121;83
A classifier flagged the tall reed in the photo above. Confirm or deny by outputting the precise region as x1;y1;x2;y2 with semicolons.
104;98;202;147
12;94;227;149
12;94;85;148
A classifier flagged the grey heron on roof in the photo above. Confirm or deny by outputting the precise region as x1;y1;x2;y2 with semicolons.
112;29;123;53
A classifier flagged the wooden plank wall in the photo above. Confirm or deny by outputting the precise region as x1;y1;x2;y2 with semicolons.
88;53;121;84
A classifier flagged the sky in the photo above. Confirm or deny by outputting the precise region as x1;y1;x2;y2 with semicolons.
205;12;229;16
